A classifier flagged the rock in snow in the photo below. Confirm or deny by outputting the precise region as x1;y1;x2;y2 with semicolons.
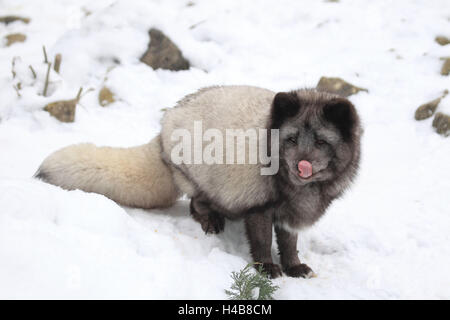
415;90;448;121
44;99;77;122
441;58;450;76
98;87;115;107
4;33;26;46
0;16;30;25
140;28;190;71
415;97;442;120
316;77;368;97
435;36;450;46
432;112;450;136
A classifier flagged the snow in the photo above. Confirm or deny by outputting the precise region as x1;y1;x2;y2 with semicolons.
0;0;449;299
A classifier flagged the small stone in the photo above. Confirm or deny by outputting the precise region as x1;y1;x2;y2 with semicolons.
140;28;190;71
5;33;26;46
98;87;115;107
44;99;77;123
415;97;442;120
432;112;450;136
0;16;30;25
415;91;448;120
435;36;450;46
441;58;450;76
316;77;368;97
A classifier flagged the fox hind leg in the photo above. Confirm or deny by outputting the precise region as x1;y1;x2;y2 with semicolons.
190;197;225;234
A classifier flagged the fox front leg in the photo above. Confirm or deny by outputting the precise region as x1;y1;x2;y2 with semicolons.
275;226;315;278
244;209;282;279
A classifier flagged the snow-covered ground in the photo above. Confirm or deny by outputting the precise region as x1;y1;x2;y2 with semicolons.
1;0;449;299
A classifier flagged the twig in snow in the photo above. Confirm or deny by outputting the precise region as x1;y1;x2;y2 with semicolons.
14;83;22;98
54;54;62;73
80;87;94;99
189;19;206;30
29;65;37;79
11;56;19;79
43;62;51;97
75;87;83;102
42;45;49;64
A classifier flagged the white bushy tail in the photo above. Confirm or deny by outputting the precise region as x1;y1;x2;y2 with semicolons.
35;136;180;209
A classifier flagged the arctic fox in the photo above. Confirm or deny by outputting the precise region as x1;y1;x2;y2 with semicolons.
36;86;361;278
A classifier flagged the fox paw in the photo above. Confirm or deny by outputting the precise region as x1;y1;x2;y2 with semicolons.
201;212;225;234
284;263;316;278
190;202;225;234
259;263;283;279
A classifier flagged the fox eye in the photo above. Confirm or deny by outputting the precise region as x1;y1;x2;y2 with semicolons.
316;139;327;146
287;136;297;144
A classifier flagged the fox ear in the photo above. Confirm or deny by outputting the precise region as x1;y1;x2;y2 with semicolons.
323;98;357;141
271;92;301;128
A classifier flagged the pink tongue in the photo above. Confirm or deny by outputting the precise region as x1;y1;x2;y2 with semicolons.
298;160;313;178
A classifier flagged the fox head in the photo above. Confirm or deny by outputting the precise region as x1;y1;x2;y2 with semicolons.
270;89;362;188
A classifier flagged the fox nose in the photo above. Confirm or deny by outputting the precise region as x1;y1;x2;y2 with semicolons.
298;160;313;178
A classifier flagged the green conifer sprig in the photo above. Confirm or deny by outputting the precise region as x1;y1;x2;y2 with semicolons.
225;263;279;300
